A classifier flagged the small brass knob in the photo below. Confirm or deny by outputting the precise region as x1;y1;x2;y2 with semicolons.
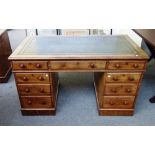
40;88;44;93
123;101;128;105
133;64;139;68
90;64;95;68
20;64;25;68
41;102;46;105
115;63;120;68
23;76;28;81
38;76;44;81
110;101;114;105
28;100;32;105
25;88;30;93
112;77;118;81
111;88;117;93
36;63;41;68
128;77;134;81
126;88;131;93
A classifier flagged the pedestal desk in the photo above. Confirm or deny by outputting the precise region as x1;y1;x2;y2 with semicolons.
9;35;148;116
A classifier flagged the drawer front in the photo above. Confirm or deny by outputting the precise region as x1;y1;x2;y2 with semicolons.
104;84;138;95
107;61;145;70
105;73;141;83
15;73;50;83
18;84;51;95
12;61;48;70
21;96;54;108
101;96;135;108
50;61;106;70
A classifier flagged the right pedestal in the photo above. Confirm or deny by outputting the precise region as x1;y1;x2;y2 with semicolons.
94;70;144;116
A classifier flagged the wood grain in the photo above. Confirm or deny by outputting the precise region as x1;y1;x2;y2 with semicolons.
104;83;138;96
17;84;51;95
105;73;141;83
50;60;106;70
21;96;54;108
15;73;50;83
100;96;135;108
107;61;146;70
0;30;12;82
12;61;48;70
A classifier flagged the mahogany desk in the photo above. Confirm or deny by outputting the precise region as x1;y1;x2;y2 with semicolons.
133;29;155;103
133;29;155;61
0;29;12;82
9;35;148;116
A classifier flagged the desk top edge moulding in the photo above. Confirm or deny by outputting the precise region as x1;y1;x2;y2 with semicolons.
9;35;148;60
9;35;148;116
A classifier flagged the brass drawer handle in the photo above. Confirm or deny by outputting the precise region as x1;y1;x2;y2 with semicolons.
126;88;131;93
19;64;25;68
40;88;45;93
23;76;28;81
111;88;117;93
25;88;30;93
109;101;115;105
27;100;32;105
41;101;46;105
76;62;80;65
133;64;139;68
90;63;95;68
112;77;118;81
36;63;41;68
38;76;44;81
128;77;135;81
123;101;128;105
115;63;120;68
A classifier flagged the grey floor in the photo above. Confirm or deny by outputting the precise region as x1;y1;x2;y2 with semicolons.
0;30;155;126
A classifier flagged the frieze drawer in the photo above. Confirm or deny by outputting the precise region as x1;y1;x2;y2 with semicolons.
12;61;48;70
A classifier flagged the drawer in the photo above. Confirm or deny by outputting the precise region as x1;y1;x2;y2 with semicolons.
101;96;135;108
17;84;51;95
21;96;54;108
50;61;106;70
15;73;50;83
107;61;146;70
104;83;138;95
12;61;48;70
105;73;141;83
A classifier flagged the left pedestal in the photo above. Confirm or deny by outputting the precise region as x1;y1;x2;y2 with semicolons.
14;71;59;116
